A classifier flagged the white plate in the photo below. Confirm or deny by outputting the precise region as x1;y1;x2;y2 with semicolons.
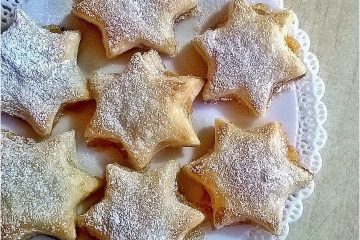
1;0;327;239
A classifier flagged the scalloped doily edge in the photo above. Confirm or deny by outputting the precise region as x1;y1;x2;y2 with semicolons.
1;1;328;239
271;12;327;240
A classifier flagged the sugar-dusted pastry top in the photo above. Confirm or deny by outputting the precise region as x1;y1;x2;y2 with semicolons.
86;50;203;169
193;0;306;115
79;161;205;240
1;130;100;240
73;0;197;57
182;119;313;235
1;10;89;136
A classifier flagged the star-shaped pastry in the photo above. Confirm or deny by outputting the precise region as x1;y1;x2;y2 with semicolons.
1;130;100;240
1;10;89;136
192;0;306;115
85;50;203;169
78;161;205;239
73;0;197;58
182;119;313;235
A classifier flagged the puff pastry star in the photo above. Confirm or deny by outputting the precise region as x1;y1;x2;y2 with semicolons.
86;50;203;169
73;0;197;58
192;0;306;115
1;10;89;136
78;161;205;240
182;119;313;235
1;130;100;240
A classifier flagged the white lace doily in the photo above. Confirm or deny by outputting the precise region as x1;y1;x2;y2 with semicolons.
1;0;327;239
283;11;327;236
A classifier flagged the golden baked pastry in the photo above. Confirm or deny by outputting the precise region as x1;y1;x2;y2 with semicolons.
85;50;203;169
1;10;89;136
192;0;306;115
73;0;197;58
78;161;205;240
182;119;313;235
1;130;100;240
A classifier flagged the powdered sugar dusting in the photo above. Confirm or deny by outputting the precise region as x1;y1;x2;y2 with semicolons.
79;161;204;240
193;0;306;115
86;50;203;169
1;10;89;136
194;0;231;33
73;0;197;56
1;130;99;240
186;121;313;234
